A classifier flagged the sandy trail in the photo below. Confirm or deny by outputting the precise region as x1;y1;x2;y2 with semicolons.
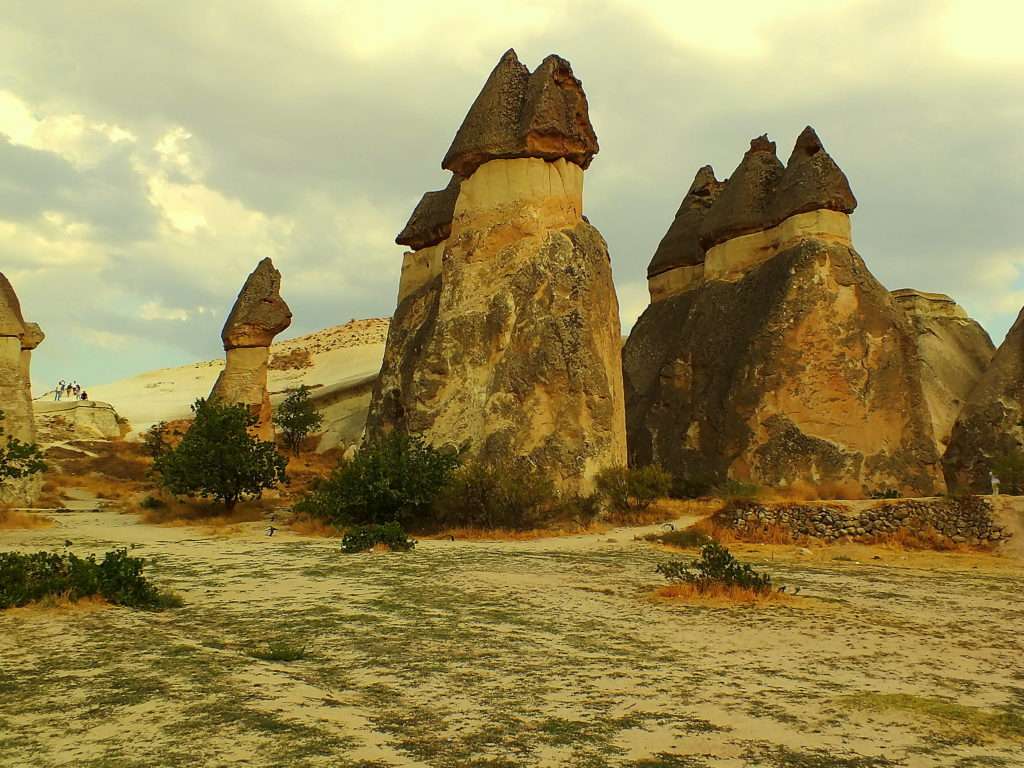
1;508;1023;768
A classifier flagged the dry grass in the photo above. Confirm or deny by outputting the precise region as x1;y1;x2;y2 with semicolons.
137;498;267;528
653;582;793;606
686;516;802;545
288;514;341;537
5;594;110;615
0;508;54;529
425;525;592;541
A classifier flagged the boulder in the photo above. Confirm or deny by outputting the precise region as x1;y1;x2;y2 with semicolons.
210;258;292;441
369;52;626;495
893;289;994;453
442;49;599;178
944;306;1024;491
623;130;944;497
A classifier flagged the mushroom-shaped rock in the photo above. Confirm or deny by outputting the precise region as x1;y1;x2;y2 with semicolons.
396;174;463;250
648;165;724;278
442;49;598;178
699;135;784;249
771;126;857;222
221;258;292;349
21;322;44;351
0;273;26;338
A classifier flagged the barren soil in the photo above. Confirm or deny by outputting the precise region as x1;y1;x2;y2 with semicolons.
2;502;1023;767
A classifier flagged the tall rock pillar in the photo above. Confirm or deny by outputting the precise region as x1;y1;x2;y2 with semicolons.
209;258;292;441
0;273;33;444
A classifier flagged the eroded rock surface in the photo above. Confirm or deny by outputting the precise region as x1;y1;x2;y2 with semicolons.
624;130;944;497
944;306;1024;491
893;289;994;453
369;52;625;495
0;272;33;445
210;258;291;440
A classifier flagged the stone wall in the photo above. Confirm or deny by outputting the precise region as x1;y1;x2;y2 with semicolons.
717;497;1012;546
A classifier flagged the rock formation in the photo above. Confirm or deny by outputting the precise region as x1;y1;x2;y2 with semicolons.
209;258;291;441
624;129;944;497
0;272;34;444
893;289;994;453
944;307;1024;491
367;49;626;494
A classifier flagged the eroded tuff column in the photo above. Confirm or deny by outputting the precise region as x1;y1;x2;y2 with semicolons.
0;273;33;444
624;128;944;497
209;258;291;441
368;49;627;495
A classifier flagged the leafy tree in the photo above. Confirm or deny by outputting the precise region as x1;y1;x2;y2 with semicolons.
142;421;172;458
273;385;323;455
294;431;459;528
0;410;46;486
153;398;287;510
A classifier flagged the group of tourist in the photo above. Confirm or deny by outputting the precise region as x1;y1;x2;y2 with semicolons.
53;380;88;402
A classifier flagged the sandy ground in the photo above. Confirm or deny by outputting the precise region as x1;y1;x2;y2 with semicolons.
2;502;1023;768
85;318;388;438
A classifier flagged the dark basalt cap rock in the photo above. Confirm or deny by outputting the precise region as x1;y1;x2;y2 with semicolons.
0;272;26;338
221;258;292;349
21;322;44;350
396;175;463;250
699;135;784;249
647;166;724;278
771;126;857;221
442;49;599;177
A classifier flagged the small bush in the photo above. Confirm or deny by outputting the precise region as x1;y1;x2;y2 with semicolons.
250;641;308;661
0;409;46;486
870;488;900;500
595;465;672;515
434;458;560;531
273;385;324;455
340;522;416;553
139;495;166;510
656;542;772;594
294;432;459;528
0;548;180;610
143;421;172;459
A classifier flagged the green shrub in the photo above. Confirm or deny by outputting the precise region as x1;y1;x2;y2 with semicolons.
594;465;672;515
0;409;46;485
870;488;900;500
0;548;181;610
340;522;416;553
273;385;324;455
656;542;772;593
142;421;172;459
153;398;287;511
250;641;308;661
139;495;166;510
991;447;1024;495
434;458;560;530
294;432;459;528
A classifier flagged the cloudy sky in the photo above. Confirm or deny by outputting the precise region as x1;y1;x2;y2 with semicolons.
1;0;1022;392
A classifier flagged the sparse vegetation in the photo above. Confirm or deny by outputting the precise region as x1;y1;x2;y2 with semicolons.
0;548;181;610
657;541;772;594
153;398;287;511
594;464;672;517
0;409;46;487
340;522;416;553
293;431;458;528
250;641;309;662
710;478;761;500
644;527;714;549
273;385;324;455
842;692;1024;743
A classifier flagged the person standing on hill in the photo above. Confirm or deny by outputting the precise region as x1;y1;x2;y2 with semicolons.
55;380;64;401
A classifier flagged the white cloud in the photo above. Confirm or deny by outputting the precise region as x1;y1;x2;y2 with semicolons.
139;301;190;322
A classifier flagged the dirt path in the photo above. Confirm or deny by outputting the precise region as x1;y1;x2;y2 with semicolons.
2;510;1022;767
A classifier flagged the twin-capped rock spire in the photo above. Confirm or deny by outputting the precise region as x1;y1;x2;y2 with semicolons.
441;49;599;178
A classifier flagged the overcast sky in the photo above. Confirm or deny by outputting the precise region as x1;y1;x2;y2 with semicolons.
1;0;1022;392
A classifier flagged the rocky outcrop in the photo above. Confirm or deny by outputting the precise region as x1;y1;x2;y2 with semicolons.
893;289;994;453
209;258;292;441
442;49;599;178
944;307;1024;491
623;129;944;497
34;400;121;441
368;51;626;494
0;272;33;444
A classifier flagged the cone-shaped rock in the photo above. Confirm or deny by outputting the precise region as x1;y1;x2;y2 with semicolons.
648;165;724;279
442;49;598;178
370;53;625;498
771;126;857;222
396;175;463;250
699;135;784;249
893;289;994;453
210;258;291;440
944;307;1024;491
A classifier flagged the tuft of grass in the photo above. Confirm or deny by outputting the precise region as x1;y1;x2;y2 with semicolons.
654;582;791;605
0;508;54;530
250;641;309;662
842;692;1024;743
644;528;713;549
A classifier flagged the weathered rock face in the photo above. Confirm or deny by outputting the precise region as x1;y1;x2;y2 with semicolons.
368;52;626;494
623;130;944;497
210;258;291;441
944;306;1024;491
442;49;599;178
396;175;463;251
0;272;33;445
893;289;994;453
